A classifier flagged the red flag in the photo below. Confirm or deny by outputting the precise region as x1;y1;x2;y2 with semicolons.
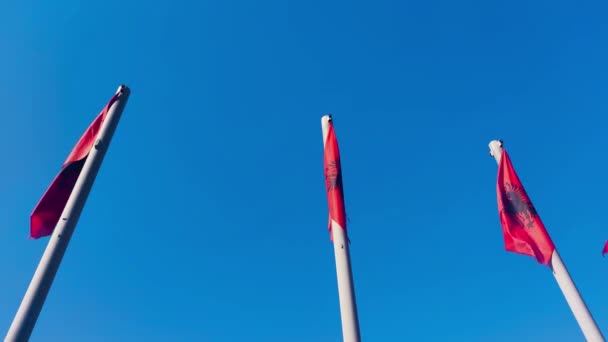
323;122;347;240
496;149;555;265
603;242;608;256
30;93;119;239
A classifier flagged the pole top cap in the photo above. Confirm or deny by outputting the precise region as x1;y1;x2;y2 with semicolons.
321;114;333;126
488;140;503;158
116;85;131;95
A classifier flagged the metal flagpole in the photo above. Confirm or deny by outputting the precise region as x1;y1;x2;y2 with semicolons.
488;139;605;342
5;85;131;342
321;115;361;342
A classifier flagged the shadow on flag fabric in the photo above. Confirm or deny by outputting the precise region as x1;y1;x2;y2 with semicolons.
323;122;347;241
496;149;555;265
30;93;120;239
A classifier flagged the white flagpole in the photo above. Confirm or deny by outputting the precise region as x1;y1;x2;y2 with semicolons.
488;140;605;342
321;115;361;342
5;85;131;342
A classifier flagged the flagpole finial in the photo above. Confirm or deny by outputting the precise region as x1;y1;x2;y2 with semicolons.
116;85;130;96
321;115;333;129
489;139;503;147
488;140;504;163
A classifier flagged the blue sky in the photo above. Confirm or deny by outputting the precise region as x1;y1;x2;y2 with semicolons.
1;1;608;341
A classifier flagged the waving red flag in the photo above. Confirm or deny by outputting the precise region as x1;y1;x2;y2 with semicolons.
323;122;347;240
30;94;119;239
603;242;608;256
497;149;555;265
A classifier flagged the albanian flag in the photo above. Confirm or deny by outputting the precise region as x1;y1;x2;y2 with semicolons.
30;93;120;239
496;149;555;265
323;121;347;240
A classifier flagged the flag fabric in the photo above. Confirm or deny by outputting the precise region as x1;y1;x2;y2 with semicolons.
30;93;119;239
496;149;555;265
323;121;347;241
603;242;608;256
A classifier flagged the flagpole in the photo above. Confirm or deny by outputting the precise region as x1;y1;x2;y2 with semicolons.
322;115;361;342
5;85;130;342
488;140;605;342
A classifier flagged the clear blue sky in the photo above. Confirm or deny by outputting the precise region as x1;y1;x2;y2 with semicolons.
1;1;607;341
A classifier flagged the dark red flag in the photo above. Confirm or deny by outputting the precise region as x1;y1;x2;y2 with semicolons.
323;122;347;241
603;242;608;256
30;93;119;239
496;149;555;265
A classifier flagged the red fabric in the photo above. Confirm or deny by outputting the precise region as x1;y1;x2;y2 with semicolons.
323;123;347;240
603;242;608;256
496;149;555;265
30;94;119;239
